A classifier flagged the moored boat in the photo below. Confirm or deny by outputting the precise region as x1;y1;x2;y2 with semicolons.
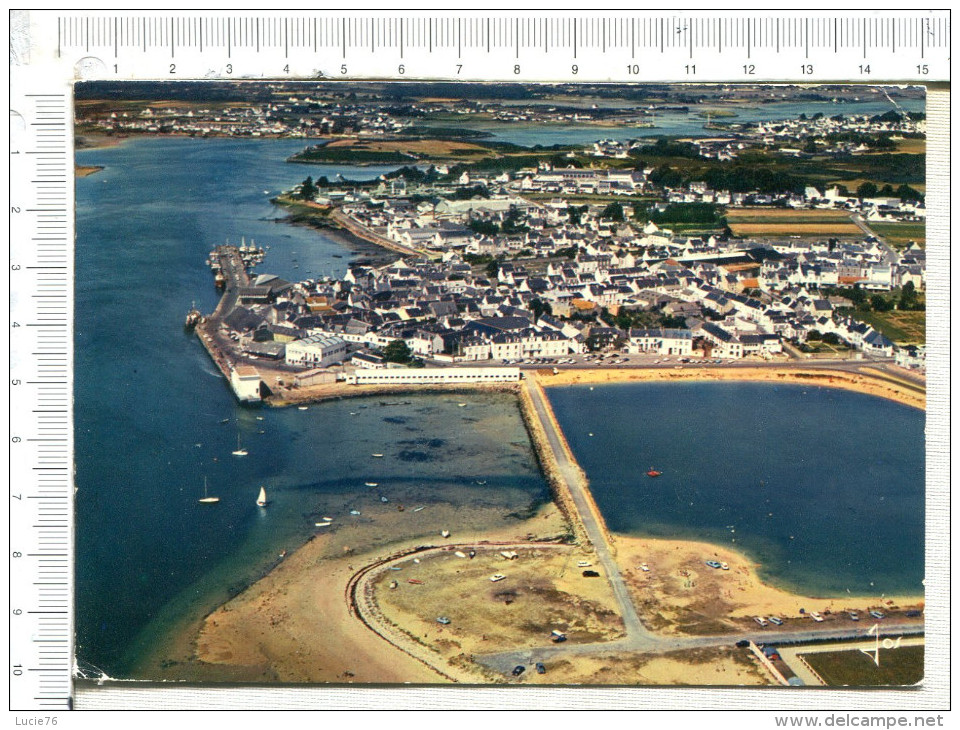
646;469;662;478
184;302;203;329
198;477;220;504
231;434;248;456
256;486;268;507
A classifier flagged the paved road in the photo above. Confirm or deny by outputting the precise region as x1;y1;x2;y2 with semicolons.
477;621;925;676
851;213;899;265
523;377;652;645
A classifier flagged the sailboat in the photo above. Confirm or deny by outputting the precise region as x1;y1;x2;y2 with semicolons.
256;486;268;507
232;434;248;457
198;477;220;504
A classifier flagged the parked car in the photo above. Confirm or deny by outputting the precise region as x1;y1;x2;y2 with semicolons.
490;574;506;582
582;569;600;577
512;665;525;676
754;616;768;627
849;613;860;621
436;616;451;625
870;610;885;620
535;662;546;675
768;617;784;626
736;640;751;648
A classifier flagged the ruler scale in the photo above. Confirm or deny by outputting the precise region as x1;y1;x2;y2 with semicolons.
35;11;949;81
7;8;948;712
9;85;74;711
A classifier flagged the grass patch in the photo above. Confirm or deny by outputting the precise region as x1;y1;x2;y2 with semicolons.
801;645;924;686
849;310;926;344
869;221;926;248
291;138;500;165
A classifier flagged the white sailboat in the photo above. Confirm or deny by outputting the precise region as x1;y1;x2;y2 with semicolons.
256;486;268;507
198;477;220;504
232;434;248;456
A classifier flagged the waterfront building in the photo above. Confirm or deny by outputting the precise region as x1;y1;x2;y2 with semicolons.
284;334;349;368
349;367;521;385
229;364;263;402
627;328;694;356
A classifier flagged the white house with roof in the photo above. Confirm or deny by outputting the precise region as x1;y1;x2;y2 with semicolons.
627;328;693;356
284;334;348;368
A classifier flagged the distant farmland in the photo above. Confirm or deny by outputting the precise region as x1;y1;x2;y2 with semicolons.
726;208;861;237
869;221;926;248
850;310;926;345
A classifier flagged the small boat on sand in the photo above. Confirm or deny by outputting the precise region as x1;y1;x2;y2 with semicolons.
380;496;389;503
413;506;425;512
350;509;361;516
407;579;424;585
440;529;451;538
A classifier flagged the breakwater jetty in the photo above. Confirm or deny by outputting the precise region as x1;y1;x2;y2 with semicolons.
196;245;264;403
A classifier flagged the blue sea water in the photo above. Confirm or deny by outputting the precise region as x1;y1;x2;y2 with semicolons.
546;382;924;597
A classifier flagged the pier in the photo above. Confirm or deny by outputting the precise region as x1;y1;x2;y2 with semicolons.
197;245;262;403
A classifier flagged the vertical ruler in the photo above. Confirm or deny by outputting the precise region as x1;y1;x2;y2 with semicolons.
9;72;74;711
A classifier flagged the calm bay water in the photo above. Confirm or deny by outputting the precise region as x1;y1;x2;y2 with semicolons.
547;382;924;597
75;138;548;676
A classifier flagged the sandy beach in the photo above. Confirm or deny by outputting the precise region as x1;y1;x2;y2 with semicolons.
141;499;573;684
612;535;922;637
538;365;925;411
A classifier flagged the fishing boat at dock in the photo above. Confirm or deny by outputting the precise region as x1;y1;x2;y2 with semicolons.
184;302;204;329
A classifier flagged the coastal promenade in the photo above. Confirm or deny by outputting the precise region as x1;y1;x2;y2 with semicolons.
328;208;426;257
522;376;651;645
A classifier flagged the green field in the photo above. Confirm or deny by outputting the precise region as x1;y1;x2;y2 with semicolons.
868;221;926;248
801;645;924;687
850;310;926;345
